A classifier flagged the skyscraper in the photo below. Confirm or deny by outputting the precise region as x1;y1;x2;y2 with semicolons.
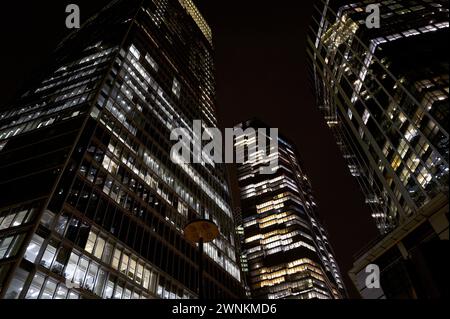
308;0;449;298
235;119;345;299
0;0;243;299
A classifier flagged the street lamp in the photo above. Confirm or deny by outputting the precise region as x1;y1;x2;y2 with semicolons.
184;219;219;300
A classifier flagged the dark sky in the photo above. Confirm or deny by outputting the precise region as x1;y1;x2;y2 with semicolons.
0;0;379;298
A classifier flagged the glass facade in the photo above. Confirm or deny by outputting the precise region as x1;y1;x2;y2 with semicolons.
308;0;449;234
0;0;243;299
235;119;345;299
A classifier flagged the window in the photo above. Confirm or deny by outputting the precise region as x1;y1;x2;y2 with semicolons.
12;210;28;227
0;207;34;229
24;234;44;263
84;262;99;291
114;284;123;299
41;279;57;299
145;54;158;71
94;236;105;259
25;273;45;299
129;45;141;60
0;237;13;259
94;269;107;296
102;241;113;264
104;279;114;299
65;218;81;242
362;109;371;125
65;252;80;281
52;247;70;275
136;263;144;285
128;258;137;280
73;257;89;285
77;222;91;248
85;231;97;254
0;234;25;260
40;241;57;268
112;247;121;270
67;291;79;299
143;268;150;290
0;212;15;230
149;271;157;292
4;268;29;299
54;285;68;299
40;210;56;229
120;253;129;274
172;78;181;98
123;288;132;299
55;214;69;235
132;291;140;299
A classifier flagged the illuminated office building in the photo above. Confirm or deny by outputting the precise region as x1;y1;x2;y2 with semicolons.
0;0;244;299
235;119;345;300
308;0;449;298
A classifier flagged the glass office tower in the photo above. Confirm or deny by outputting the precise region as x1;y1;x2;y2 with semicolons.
235;119;345;300
0;0;243;299
308;0;449;298
308;0;448;233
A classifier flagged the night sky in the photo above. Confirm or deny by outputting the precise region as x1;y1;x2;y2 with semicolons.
0;0;379;298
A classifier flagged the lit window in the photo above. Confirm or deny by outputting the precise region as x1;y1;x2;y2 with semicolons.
112;248;121;270
84;263;99;291
129;45;141;60
145;53;159;71
128;258;137;280
391;155;402;171
143;268;151;290
0;212;16;230
0;236;14;259
73;257;89;285
54;285;68;299
25;273;45;299
41;279;57;299
67;291;79;299
24;235;44;263
40;242;57;268
362;109;370;124
114;284;123;299
64;252;80;281
3;268;29;299
120;253;129;274
94;237;106;259
136;263;144;285
94;269;107;296
85;231;97;254
103;280;114;299
172;78;181;98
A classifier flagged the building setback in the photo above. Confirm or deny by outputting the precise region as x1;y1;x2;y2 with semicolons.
0;0;244;299
308;0;449;298
235;119;345;299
